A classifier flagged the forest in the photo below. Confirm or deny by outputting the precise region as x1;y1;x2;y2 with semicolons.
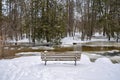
0;0;120;45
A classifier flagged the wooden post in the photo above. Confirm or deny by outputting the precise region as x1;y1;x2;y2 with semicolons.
44;51;47;65
73;43;82;52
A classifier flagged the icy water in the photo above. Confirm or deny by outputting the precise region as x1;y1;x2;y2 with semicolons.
84;41;120;47
75;41;120;63
81;41;120;51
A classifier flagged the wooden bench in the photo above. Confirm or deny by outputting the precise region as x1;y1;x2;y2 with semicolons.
41;51;81;66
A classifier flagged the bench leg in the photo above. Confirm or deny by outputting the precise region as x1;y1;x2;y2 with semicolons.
74;60;77;66
45;60;47;65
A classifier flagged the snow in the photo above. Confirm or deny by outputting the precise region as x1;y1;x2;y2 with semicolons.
61;36;120;47
16;52;41;56
93;32;103;37
60;33;108;46
61;36;90;46
95;57;112;64
30;46;54;50
110;56;120;63
0;53;120;80
17;38;29;43
107;50;120;53
8;38;29;43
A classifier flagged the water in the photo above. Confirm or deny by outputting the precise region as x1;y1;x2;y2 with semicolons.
84;41;120;47
82;41;120;51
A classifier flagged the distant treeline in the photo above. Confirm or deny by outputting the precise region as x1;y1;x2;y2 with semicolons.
0;0;119;45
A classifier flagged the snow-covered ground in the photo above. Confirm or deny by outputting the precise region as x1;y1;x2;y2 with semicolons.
61;32;119;47
0;53;120;80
